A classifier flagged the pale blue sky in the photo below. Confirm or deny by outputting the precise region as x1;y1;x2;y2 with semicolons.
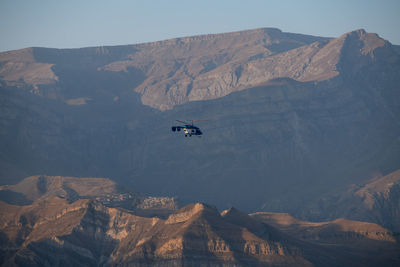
1;0;399;52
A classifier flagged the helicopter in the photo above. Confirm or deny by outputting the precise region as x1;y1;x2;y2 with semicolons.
171;120;204;137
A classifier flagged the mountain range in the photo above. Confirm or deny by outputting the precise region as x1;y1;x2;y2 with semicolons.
1;176;399;266
1;27;400;265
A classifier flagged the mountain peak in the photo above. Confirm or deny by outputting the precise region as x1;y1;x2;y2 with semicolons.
354;28;367;35
221;206;250;219
166;202;219;224
2;194;400;266
339;28;389;54
4;27;395;110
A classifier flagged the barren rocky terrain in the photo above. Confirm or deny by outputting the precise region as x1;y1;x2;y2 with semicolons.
1;176;399;266
1;27;400;265
292;169;400;231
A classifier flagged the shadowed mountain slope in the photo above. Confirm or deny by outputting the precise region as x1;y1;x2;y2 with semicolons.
1;28;397;110
0;28;399;223
250;212;400;267
1;28;329;110
293;169;400;231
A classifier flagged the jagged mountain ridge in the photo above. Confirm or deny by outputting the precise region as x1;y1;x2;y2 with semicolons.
250;212;400;266
0;175;179;217
293;169;400;231
1;190;399;266
1;27;331;110
1;177;305;266
251;211;397;243
1;28;397;111
0;28;399;220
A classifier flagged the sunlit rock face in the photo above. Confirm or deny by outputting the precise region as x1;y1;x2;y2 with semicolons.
1;176;399;267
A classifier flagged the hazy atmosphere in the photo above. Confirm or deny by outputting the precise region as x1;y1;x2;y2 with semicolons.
1;1;400;266
1;0;399;52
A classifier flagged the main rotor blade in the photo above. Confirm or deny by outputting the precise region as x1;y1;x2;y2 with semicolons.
176;119;209;125
191;119;209;123
176;120;189;124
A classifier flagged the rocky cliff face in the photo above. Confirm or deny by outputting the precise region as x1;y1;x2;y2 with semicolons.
111;203;311;267
1;28;396;111
250;212;400;267
293;169;400;231
0;175;179;217
0;28;399;222
0;176;309;266
1;177;399;266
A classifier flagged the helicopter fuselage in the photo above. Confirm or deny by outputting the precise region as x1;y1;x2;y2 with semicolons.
172;124;203;137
